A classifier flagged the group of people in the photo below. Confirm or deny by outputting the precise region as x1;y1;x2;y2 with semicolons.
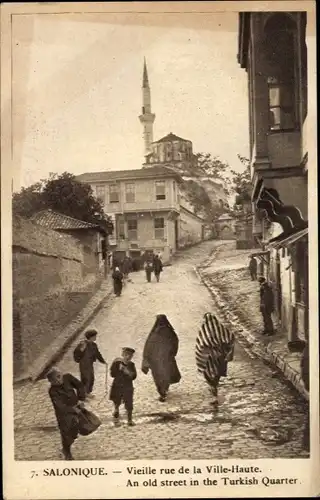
144;253;163;283
46;314;184;460
47;312;234;460
111;253;164;297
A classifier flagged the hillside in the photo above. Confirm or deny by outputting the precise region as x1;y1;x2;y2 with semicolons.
155;161;230;221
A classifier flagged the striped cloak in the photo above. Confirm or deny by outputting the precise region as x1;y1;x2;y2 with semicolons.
195;313;235;383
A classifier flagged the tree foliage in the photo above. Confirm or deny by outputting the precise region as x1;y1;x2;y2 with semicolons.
12;172;114;234
230;155;252;207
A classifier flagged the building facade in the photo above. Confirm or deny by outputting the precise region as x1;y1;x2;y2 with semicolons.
76;166;182;265
238;12;309;350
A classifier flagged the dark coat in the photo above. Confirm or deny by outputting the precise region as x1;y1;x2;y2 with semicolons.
153;257;163;275
49;373;85;446
109;358;137;408
122;258;131;275
142;316;181;396
260;282;274;313
73;341;106;393
112;269;123;295
249;258;257;271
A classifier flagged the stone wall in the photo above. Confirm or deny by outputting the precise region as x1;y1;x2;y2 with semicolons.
13;216;103;378
178;208;204;249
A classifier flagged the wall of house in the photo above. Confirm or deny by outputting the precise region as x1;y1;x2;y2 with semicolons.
92;177;179;215
112;212;174;264
12;216;103;378
61;229;102;275
178;209;204;249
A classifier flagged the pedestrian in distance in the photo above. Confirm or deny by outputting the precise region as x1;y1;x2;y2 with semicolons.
144;260;154;282
248;256;257;280
73;329;107;399
109;347;137;426
153;254;163;282
112;266;124;296
258;276;275;336
195;313;235;406
47;367;86;460
141;314;181;402
122;256;131;282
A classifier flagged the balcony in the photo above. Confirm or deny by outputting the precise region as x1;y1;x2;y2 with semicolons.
103;199;180;216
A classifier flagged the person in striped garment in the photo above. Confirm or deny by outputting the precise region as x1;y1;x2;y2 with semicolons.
196;312;235;405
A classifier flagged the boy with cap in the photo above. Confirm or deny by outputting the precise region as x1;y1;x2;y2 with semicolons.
73;329;107;398
109;347;137;426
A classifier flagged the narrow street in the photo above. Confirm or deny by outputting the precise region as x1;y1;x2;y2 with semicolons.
14;241;307;461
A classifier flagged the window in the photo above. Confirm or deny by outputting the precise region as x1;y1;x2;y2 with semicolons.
117;217;125;240
127;218;138;240
109;184;119;203
96;185;106;204
265;14;297;131
154;217;165;239
268;78;295;130
125;183;135;203
155;180;166;200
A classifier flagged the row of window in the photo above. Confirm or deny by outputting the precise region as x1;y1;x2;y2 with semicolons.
95;180;169;204
117;217;165;241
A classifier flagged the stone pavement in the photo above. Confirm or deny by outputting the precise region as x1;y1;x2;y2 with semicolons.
14;241;308;461
197;241;308;399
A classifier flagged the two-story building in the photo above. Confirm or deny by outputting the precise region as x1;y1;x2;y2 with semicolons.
76;166;181;266
238;12;309;351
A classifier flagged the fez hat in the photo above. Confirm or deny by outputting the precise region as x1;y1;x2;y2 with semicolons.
85;329;98;339
122;347;135;354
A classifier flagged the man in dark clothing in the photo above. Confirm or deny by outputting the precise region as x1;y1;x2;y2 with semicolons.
249;256;257;280
47;368;85;460
258;277;275;335
153;254;163;282
109;347;137;426
73;329;106;398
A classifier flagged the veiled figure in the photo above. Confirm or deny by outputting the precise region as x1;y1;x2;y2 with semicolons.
142;314;181;402
196;312;235;405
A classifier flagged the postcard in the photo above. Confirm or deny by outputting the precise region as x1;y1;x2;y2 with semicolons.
1;1;319;498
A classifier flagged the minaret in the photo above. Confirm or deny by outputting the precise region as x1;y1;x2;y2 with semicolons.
139;58;155;158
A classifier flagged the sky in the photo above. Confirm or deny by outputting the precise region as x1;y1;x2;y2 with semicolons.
12;11;249;191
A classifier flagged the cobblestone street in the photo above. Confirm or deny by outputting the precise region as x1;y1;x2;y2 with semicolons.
14;241;308;461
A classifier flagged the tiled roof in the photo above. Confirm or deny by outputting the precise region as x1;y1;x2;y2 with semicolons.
76;165;180;183
31;210;100;231
153;132;190;144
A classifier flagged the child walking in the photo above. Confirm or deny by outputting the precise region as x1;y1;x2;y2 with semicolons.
109;347;137;426
73;329;107;398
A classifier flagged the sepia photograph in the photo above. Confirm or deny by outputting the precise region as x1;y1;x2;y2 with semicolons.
1;1;318;498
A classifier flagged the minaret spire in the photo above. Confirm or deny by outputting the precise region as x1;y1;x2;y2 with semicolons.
139;57;155;159
143;57;149;88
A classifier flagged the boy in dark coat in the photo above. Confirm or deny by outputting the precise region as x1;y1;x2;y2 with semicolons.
73;329;106;398
47;367;85;460
109;347;137;426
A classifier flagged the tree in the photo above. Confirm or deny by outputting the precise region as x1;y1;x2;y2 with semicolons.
12;172;114;234
230;155;252;210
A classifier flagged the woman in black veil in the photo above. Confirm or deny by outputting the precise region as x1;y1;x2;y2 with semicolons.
141;314;181;402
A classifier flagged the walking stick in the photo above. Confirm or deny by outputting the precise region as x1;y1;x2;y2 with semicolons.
97;362;108;407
